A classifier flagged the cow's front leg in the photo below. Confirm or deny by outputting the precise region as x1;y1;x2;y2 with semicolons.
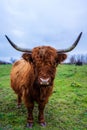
38;102;46;127
23;96;34;128
27;103;34;128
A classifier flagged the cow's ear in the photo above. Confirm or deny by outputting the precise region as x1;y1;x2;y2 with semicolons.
22;53;33;62
56;53;67;64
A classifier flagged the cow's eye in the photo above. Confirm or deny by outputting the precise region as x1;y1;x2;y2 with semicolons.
32;59;36;64
52;60;58;67
52;61;56;66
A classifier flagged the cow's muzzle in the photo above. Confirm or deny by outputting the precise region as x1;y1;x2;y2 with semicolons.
39;78;50;86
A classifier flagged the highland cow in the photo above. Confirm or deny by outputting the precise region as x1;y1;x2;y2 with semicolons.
5;32;82;128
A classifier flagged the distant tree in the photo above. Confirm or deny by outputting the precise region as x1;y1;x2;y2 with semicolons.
69;55;76;64
85;54;87;64
80;55;84;63
10;57;16;63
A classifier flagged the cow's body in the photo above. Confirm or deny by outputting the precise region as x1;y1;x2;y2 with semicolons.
11;46;67;127
11;58;53;105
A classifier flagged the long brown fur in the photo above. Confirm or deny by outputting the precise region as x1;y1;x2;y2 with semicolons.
11;46;67;127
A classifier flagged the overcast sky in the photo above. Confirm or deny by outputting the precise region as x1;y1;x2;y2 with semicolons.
0;0;87;62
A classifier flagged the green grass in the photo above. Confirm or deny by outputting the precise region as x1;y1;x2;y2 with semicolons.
0;64;87;130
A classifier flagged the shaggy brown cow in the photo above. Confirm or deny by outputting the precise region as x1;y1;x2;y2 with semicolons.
5;32;82;128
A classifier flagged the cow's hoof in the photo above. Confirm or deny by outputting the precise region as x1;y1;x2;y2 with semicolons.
27;123;33;128
40;122;46;127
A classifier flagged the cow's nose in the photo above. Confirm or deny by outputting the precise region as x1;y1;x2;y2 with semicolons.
39;78;50;85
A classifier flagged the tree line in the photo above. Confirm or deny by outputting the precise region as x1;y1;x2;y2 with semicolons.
0;54;87;65
0;57;16;64
69;54;87;65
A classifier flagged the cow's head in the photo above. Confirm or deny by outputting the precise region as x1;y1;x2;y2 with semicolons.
22;46;67;86
5;32;82;86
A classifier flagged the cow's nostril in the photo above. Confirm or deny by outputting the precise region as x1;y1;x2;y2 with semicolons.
39;78;50;85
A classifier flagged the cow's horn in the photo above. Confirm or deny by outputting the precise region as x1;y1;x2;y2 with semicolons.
5;35;32;53
57;32;82;53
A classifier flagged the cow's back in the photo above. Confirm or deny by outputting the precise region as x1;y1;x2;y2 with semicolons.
11;59;34;95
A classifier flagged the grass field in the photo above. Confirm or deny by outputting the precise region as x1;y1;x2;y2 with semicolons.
0;64;87;130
